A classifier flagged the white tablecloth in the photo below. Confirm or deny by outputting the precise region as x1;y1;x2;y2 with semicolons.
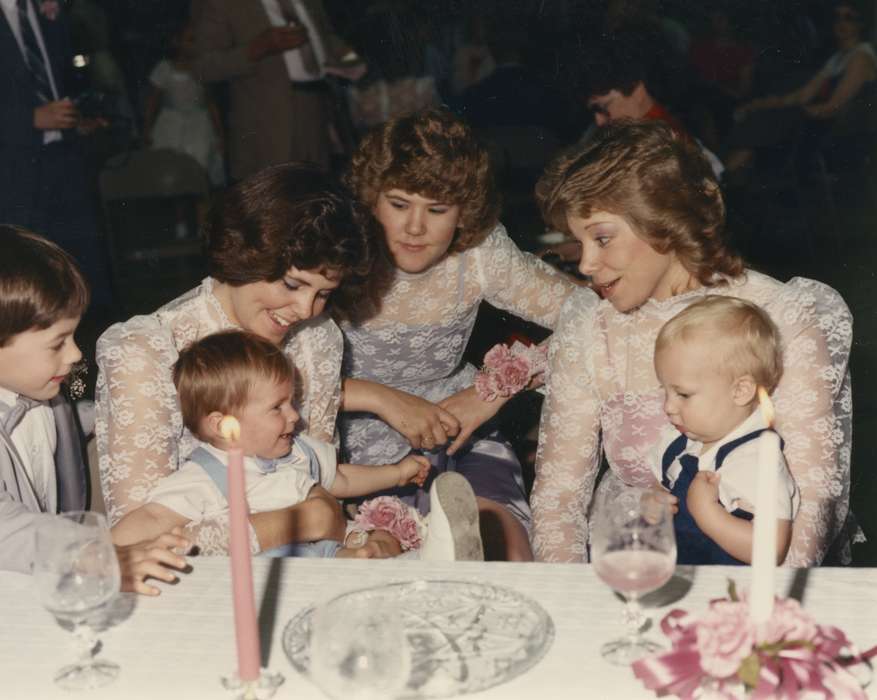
1;558;874;699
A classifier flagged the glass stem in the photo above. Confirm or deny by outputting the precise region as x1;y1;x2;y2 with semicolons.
624;594;643;647
72;622;97;666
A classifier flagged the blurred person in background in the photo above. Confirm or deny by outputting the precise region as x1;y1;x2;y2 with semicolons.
344;0;438;134
0;0;114;309
143;19;225;189
727;0;876;176
192;0;365;179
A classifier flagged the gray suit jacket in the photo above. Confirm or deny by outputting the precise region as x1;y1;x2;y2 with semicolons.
0;393;87;573
193;0;351;179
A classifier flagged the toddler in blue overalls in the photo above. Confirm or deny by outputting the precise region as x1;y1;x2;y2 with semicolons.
650;296;800;566
112;330;430;558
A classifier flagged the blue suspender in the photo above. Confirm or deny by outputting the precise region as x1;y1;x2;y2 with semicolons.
188;441;338;559
660;427;782;565
189;438;324;500
292;437;322;483
189;446;229;498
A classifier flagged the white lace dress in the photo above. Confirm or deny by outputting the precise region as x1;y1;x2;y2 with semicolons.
95;278;343;554
339;224;577;519
532;270;854;566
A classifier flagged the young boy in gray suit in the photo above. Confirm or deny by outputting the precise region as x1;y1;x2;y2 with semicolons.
0;225;188;595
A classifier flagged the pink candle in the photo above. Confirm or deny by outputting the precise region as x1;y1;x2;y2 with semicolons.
220;416;261;681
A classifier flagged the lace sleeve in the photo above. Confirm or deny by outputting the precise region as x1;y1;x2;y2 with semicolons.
531;289;603;562
95;321;240;554
474;224;578;330
770;279;853;566
286;317;343;445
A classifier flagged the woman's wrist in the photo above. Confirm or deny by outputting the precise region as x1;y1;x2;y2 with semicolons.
341;378;385;415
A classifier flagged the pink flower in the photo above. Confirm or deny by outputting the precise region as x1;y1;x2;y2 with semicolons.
494;355;531;395
757;597;818;645
476;341;548;401
482;343;514;370
353;496;424;551
696;600;756;678
393;512;422;550
354;496;403;532
474;370;500;402
39;0;60;20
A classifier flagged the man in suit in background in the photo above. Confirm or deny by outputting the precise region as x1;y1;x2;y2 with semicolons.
0;0;113;309
193;0;364;180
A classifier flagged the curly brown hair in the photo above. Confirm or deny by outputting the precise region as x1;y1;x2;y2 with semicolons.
535;120;744;286
205;162;385;320
345;108;500;253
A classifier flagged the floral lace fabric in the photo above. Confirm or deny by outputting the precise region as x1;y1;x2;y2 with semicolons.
339;224;577;464
94;278;343;554
532;271;854;566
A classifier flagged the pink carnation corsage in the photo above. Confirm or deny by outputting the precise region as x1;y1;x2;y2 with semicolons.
632;582;877;699
349;496;426;552
474;341;548;402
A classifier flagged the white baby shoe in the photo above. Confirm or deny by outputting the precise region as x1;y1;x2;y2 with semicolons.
419;472;483;561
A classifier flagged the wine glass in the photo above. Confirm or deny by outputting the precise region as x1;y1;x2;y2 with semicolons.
591;483;676;665
310;595;411;700
33;510;121;690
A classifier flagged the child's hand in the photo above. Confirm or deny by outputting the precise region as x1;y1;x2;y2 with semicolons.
395;455;431;487
645;484;678;515
115;527;191;596
686;471;722;521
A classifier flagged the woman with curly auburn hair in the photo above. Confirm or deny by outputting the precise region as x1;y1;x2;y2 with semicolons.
532;120;855;567
96;163;391;556
340;108;579;561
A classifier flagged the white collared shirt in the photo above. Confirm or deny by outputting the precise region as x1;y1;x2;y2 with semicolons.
652;409;800;520
259;0;327;82
0;0;61;143
0;386;57;512
147;435;337;524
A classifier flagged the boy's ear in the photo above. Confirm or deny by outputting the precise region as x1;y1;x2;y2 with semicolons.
201;411;227;442
732;374;758;406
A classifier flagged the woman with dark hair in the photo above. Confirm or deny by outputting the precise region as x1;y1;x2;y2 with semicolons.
341;108;579;561
727;0;876;173
531;120;854;566
96;163;383;555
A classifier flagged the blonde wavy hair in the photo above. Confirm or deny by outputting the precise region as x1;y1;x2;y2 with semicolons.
656;296;783;392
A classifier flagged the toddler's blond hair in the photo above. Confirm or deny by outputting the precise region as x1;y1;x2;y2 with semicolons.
656;296;782;392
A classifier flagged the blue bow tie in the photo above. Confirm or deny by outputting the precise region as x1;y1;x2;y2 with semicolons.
254;451;295;474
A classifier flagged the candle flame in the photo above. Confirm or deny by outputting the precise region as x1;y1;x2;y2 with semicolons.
219;415;241;442
757;387;775;428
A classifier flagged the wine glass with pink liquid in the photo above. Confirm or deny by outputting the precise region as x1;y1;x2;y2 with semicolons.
591;484;676;665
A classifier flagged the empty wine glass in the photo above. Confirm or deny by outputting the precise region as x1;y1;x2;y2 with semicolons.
310;596;411;700
33;510;121;689
591;483;676;665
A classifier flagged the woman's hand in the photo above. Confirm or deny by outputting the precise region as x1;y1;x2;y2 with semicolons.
438;385;509;456
375;385;461;451
115;527;190;596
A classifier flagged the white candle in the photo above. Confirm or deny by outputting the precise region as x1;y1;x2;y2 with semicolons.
749;388;780;624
